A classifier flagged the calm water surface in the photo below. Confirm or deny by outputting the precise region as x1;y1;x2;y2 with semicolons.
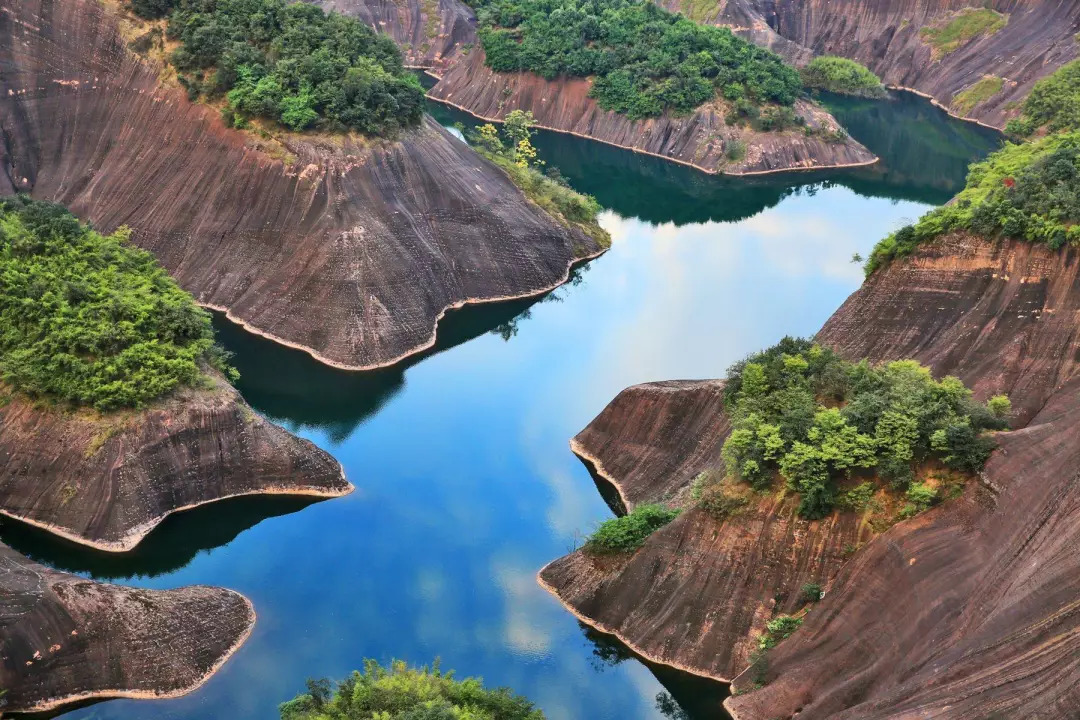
4;93;998;720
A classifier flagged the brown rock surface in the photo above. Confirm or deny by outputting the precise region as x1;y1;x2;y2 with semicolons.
1;0;602;370
672;0;1080;128
0;542;255;713
543;235;1080;708
0;378;350;551
428;49;877;175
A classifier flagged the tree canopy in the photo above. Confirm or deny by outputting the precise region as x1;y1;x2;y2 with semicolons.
800;56;885;99
721;338;1005;519
279;660;544;720
1005;60;1080;138
132;0;425;136
0;197;233;411
467;0;802;119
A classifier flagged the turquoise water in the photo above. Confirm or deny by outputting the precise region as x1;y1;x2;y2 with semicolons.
3;94;999;720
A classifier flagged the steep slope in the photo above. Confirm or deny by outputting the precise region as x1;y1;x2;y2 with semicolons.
0;542;255;713
0;377;350;551
428;49;877;175
679;0;1080;128
542;234;1080;696
0;0;602;371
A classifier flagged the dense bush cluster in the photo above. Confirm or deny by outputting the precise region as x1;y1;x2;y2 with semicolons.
866;131;1080;273
721;338;1006;520
469;0;802;119
585;504;681;553
132;0;424;136
1005;60;1080;137
279;660;544;719
0;197;233;411
800;56;885;98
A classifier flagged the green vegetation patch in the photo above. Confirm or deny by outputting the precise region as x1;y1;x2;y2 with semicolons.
280;659;544;719
467;0;802;120
131;0;424;136
866;131;1080;273
801;56;886;99
721;338;1006;520
467;112;610;248
951;75;1004;115
1005;60;1080;137
0;197;233;411
585;503;681;553
920;8;1007;57
758;615;802;650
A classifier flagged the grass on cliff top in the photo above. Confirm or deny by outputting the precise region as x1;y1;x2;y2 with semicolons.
717;338;1007;520
280;659;544;720
584;504;681;553
866;131;1080;273
951;75;1004;115
0;196;234;412
920;8;1007;57
1005;60;1080;137
801;56;886;99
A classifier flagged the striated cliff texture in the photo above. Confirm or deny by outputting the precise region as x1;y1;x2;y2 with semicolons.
316;0;476;71
1;0;602;371
428;49;877;175
672;0;1080;128
543;234;1080;707
0;542;255;713
0;377;350;551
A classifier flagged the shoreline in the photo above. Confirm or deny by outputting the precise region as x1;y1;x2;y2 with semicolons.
568;436;634;513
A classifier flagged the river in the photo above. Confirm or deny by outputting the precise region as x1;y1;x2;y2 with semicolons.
2;91;999;720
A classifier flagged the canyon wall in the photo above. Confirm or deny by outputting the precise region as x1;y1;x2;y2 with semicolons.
544;235;1080;710
428;49;877;175
685;0;1080;127
0;378;350;551
0;542;255;713
0;0;601;371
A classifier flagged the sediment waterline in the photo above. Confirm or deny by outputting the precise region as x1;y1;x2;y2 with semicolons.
199;247;607;373
13;594;257;714
423;90;880;177
887;84;1007;131
0;466;351;553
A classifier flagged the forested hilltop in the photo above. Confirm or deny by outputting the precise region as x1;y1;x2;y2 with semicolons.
129;0;425;135
0;197;233;410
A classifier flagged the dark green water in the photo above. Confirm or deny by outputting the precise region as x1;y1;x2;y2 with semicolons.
3;94;999;720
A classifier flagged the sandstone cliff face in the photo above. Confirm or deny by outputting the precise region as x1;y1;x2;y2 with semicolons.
544;236;1080;707
0;542;255;713
428;49;877;175
681;0;1080;128
1;0;601;371
316;0;476;71
0;378;350;551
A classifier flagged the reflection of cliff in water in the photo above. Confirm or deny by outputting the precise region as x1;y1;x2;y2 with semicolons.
581;623;732;720
426;92;1000;227
212;268;588;441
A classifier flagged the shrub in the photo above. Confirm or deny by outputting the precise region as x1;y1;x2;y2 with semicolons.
0;197;234;411
800;583;823;603
1005;60;1080;137
279;659;544;719
987;394;1012;419
697;481;749;520
801;56;886;98
585;504;681;553
134;0;424;137
468;0;801;121
759;615;802;650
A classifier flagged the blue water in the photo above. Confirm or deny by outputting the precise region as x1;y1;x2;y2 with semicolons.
3;93;999;720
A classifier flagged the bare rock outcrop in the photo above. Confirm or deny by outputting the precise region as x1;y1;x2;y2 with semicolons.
0;542;255;713
0;378;350;551
543;235;1080;709
428;49;877;175
682;0;1080;128
1;0;602;370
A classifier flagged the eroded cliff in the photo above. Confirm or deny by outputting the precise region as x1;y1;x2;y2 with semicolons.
0;377;350;551
681;0;1080;128
543;235;1080;708
0;542;254;713
427;49;877;175
1;0;602;370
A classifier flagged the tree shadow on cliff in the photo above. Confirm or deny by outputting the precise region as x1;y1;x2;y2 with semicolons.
212;268;588;442
0;495;322;580
580;622;732;720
